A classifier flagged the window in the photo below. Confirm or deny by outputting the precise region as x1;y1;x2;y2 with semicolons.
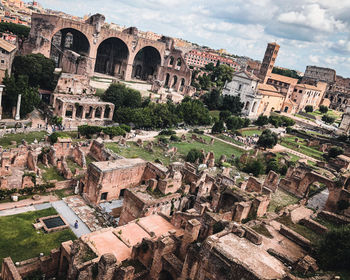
0;60;4;64
238;84;242;91
100;192;108;200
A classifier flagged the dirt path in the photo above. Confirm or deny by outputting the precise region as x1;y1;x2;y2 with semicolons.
204;133;251;151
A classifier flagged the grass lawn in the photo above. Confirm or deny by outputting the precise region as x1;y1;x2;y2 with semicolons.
280;136;324;160
295;113;316;122
66;158;82;173
309;109;342;120
216;134;245;146
41;166;65;182
0;208;76;264
0;131;47;148
106;133;244;165
268;189;299;213
239;128;262;137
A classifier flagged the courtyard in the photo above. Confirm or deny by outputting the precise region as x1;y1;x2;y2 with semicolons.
0;207;76;265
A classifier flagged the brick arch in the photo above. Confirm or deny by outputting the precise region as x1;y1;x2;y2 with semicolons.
131;46;163;81
94;37;130;78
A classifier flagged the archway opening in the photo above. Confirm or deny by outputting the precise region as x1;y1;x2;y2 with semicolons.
94;37;129;77
50;28;90;68
245;101;250;110
104;106;111;119
132;46;161;81
171;75;178;89
165;73;170;87
95;107;102;119
180;78;185;92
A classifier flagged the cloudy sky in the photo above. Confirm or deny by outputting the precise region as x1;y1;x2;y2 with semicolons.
38;0;350;76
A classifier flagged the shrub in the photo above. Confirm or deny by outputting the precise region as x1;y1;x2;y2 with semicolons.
186;149;204;163
78;125;102;137
324;146;344;159
322;114;335;124
48;132;70;144
319;105;328;114
193;128;204;134
102;126;126;137
158;136;169;144
219;110;231;121
305;105;313;113
159;129;176;136
243;159;265;177
211;121;224;134
119;124;131;132
170;135;180;142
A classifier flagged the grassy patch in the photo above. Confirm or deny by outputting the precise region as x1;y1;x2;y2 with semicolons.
41;166;65;182
106;134;244;165
276;215;321;244
85;155;95;166
0;131;47;148
216;134;245;146
280;136;324;160
239;129;262;137
252;224;273;238
0;208;76;264
52;188;74;199
268;189;299;213
66;158;81;173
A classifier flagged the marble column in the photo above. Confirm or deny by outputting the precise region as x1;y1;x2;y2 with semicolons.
15;94;21;120
0;85;4;120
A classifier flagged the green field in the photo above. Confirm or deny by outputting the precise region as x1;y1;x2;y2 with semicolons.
239;128;262;137
0;208;76;264
0;131;47;148
268;189;299;213
106;133;244;165
280;136;324;160
216;134;245;146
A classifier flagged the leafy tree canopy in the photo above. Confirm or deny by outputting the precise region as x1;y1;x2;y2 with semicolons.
12;54;57;90
102;83;142;111
257;129;278;149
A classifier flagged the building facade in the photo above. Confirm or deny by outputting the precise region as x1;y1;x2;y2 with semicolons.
222;71;262;118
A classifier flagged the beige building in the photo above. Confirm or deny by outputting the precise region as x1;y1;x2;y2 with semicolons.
286;82;327;113
256;84;285;116
0;38;16;82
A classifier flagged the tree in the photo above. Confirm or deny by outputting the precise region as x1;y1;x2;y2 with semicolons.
316;226;350;271
177;99;212;126
202;88;222;110
221;95;244;115
255;115;269;126
12;54;57;90
186;149;204;163
212;121;224;134
322;115;335;124
324;146;344;159
257;129;278;149
226;116;246;131
212;64;234;88
2;74;40;117
272;67;301;80
319;105;328;114
305;105;313;113
219;110;231;121
102;83;142;111
243;159;265;177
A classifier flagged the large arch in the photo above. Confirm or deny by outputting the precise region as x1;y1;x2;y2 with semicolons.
50;28;90;68
94;37;129;78
132;46;161;81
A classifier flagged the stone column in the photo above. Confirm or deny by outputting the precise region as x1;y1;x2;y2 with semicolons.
108;106;114;120
82;106;86;119
0;85;4;120
72;106;76;119
91;107;96;119
101;107;105;120
15;94;21;120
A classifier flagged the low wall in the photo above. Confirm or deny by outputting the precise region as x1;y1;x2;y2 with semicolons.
318;210;350;225
1;257;22;280
279;225;312;251
299;218;328;235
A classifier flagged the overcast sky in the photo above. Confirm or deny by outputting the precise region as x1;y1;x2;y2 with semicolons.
38;0;350;77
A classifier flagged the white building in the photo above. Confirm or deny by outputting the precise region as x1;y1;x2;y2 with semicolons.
222;71;262;118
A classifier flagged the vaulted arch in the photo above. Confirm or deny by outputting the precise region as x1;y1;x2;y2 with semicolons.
132;46;161;81
94;37;129;77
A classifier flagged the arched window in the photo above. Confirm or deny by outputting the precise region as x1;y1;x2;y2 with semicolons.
169;56;174;66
